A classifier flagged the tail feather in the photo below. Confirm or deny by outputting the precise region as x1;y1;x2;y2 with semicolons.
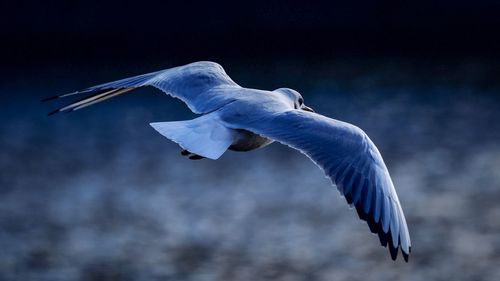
150;114;235;160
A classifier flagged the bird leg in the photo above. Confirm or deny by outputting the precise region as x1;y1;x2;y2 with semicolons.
180;149;205;160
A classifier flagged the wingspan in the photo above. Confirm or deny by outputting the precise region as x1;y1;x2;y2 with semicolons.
43;61;241;115
222;109;411;261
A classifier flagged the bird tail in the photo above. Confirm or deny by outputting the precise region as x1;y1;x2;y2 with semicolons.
150;114;236;160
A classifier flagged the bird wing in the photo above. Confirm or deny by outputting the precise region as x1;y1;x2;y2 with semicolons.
43;61;241;115
222;109;411;261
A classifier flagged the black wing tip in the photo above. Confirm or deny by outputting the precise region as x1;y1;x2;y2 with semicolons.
47;107;75;116
352;200;411;262
402;250;409;262
375;225;412;262
388;243;398;261
41;90;89;102
47;109;61;116
367;217;379;233
387;230;397;260
41;95;59;102
378;230;388;247
387;229;411;262
355;204;369;221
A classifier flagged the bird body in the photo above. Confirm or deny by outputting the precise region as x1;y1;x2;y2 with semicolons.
228;129;273;152
44;61;411;262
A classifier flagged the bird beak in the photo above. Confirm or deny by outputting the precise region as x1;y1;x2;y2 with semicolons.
301;105;314;112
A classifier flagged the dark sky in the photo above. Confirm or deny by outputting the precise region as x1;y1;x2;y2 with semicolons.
3;0;500;67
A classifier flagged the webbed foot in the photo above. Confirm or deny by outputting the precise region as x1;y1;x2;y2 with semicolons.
180;149;205;160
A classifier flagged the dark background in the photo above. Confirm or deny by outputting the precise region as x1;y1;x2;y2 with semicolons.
3;0;500;65
1;1;500;281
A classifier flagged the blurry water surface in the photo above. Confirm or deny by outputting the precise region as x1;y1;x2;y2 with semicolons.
1;59;499;281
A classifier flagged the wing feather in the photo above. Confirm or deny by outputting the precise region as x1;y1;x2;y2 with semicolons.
43;61;241;115
222;109;411;261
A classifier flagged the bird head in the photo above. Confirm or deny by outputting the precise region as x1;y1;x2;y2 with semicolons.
274;88;314;112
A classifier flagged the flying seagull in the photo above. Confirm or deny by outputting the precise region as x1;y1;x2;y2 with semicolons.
43;61;411;261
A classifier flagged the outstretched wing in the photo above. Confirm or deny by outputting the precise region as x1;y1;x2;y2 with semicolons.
43;61;241;115
223;109;411;261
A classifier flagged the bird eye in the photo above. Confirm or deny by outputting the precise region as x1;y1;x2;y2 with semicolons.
298;97;304;105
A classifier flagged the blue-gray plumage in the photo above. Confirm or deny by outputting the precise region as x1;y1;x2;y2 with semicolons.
43;61;411;262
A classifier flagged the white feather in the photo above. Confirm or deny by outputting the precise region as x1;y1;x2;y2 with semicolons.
150;113;235;160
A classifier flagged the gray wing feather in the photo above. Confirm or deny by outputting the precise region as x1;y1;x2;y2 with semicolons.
44;61;240;115
224;109;411;261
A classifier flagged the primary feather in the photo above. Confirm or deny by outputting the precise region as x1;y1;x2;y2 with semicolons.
45;61;241;115
219;109;411;261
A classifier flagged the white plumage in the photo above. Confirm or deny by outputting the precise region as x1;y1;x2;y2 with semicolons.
44;61;411;261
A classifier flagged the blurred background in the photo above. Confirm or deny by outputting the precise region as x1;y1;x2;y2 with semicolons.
1;1;500;280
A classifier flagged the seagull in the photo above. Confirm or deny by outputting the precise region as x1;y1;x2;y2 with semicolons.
43;61;411;261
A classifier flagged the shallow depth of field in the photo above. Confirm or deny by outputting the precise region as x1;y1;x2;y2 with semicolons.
1;59;499;281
